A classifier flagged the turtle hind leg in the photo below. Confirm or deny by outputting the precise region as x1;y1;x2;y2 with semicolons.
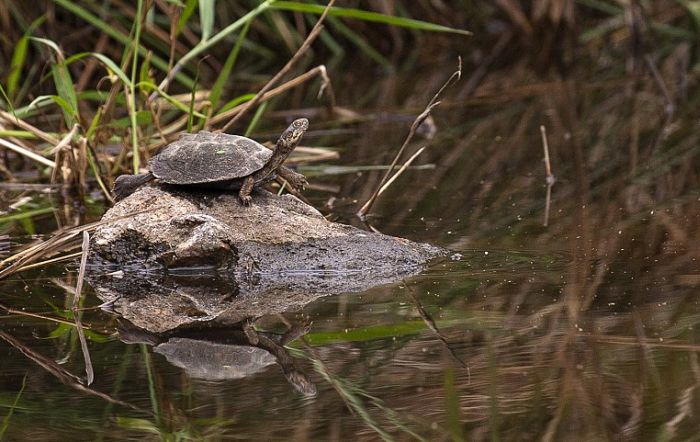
238;175;255;205
113;172;155;201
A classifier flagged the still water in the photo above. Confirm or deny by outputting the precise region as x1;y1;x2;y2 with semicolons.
2;63;700;441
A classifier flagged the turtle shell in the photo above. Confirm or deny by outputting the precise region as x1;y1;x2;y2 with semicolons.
151;131;273;184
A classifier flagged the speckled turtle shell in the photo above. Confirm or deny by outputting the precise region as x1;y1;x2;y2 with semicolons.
150;131;273;185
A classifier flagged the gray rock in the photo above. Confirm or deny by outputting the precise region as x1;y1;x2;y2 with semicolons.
88;185;447;331
93;185;444;273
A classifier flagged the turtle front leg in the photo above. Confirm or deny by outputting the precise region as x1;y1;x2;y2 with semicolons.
239;175;255;205
277;166;308;192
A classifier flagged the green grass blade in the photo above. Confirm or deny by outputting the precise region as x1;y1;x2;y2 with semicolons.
219;93;256;113
86;146;112;201
0;130;36;138
0;207;54;224
7;16;46;99
302;321;426;345
141;344;161;422
28;36;63;59
209;18;251;113
53;0;195;88
650;21;697;39
85;106;102;140
115;417;160;434
199;0;215;41
129;0;145;172
139;51;152;86
24;46;68;132
575;0;623;15
48;94;78;123
444;368;465;441
679;0;700;28
187;68;199;133
244;101;268;137
0;374;27;438
30;36;78;126
107;111;152;129
100;345;134;435
49;64;79;127
272;1;472;35
328;16;391;69
306;13;344;56
136;81;206;118
48;322;73;339
14;95;55;117
172;0;276;74
18;217;35;236
65;52;132;86
7;36;29;99
177;0;199;34
0;83;17;118
306;358;395;441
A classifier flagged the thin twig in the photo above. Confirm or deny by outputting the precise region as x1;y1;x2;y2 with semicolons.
0;137;55;168
0;330;140;410
73;231;94;385
0;302;92;328
0;109;59;145
644;54;675;116
459;30;513;99
0;183;60;190
375;146;426;198
0;210;147;280
219;0;336;133
406;285;467;369
150;0;276;101
540;126;553;180
643;55;676;155
50;124;80;183
0;230;80;278
357;58;462;218
540;125;555;227
146;66;333;142
49;123;80;155
13;251;83;272
211;66;334;127
544;184;553;227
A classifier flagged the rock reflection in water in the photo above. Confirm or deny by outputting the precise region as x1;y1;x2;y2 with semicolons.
86;256;439;332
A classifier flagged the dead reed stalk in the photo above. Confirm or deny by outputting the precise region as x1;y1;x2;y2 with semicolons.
220;0;337;132
357;58;462;218
0;211;146;280
0;330;140;409
210;65;335;127
73;231;94;385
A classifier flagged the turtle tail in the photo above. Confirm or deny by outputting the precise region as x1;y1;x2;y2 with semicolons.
113;172;155;201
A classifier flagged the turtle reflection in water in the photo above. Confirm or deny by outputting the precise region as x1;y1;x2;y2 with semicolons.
117;318;316;395
113;118;309;205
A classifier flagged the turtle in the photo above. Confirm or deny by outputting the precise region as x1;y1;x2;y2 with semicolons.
113;118;309;205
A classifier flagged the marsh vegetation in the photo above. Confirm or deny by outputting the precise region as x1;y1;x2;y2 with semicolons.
2;1;700;440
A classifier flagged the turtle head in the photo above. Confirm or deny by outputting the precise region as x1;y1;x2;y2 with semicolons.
276;118;308;153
